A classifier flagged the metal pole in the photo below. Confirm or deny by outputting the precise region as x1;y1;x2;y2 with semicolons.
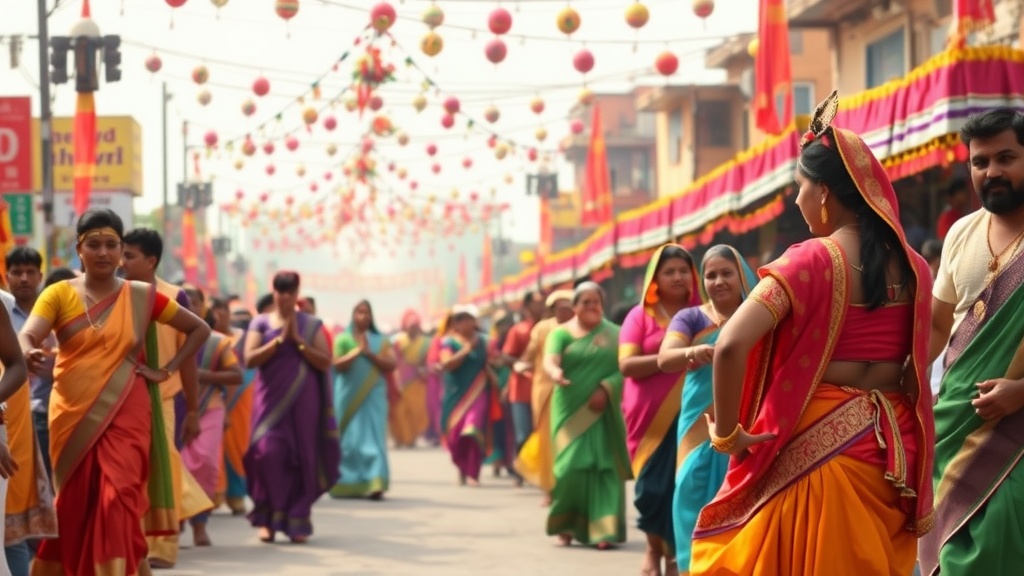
182;120;188;182
161;82;169;240
37;0;56;268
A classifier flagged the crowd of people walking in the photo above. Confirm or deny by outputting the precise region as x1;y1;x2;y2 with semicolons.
0;98;1018;576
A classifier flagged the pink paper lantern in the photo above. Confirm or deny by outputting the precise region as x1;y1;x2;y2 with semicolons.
443;96;461;115
253;76;271;97
431;163;441;174
488;8;513;35
570;119;584;134
369;2;397;32
573;49;595;74
145;53;162;73
485;38;507;64
262;141;275;155
441;113;455;129
266;164;276;176
203;131;218;147
462;157;473;169
323;115;337;131
426;143;438;156
285;136;299;151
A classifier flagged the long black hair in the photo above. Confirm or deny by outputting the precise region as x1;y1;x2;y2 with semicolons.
799;127;912;309
353;299;380;334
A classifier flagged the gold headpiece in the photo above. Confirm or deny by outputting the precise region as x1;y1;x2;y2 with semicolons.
76;227;120;244
800;89;840;150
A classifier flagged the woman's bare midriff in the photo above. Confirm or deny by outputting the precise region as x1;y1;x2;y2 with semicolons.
821;361;905;393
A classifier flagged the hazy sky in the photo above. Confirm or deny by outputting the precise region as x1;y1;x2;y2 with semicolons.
1;0;758;323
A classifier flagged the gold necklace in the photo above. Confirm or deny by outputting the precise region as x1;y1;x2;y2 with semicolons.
986;214;1024;272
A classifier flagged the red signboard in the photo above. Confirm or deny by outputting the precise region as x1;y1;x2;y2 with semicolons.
0;97;33;193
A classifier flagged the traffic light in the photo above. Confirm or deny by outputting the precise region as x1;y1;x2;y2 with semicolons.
73;36;99;93
102;35;121;83
49;37;70;84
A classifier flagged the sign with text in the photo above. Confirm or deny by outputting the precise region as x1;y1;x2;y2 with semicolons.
0;97;33;193
31;116;142;195
53;190;134;230
1;194;33;236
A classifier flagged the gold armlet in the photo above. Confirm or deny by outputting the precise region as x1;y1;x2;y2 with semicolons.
710;423;743;453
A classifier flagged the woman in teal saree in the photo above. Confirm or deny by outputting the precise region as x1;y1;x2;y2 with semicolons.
657;244;758;571
441;305;493;486
543;282;631;549
331;300;396;500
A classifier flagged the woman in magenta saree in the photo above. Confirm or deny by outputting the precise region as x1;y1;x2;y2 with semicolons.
242;272;340;544
440;306;492;486
690;92;935;575
618;244;700;576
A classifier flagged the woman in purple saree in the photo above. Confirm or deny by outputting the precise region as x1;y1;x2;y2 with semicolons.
242;271;340;544
441;305;493;486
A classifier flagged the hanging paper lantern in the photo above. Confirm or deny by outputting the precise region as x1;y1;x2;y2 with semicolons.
262;141;275;155
302;106;318;126
421;31;444;57
309;182;319;192
535;128;548;142
484;105;500;123
145;53;162;73
235;189;245;201
579;88;595;106
431;163;441;174
397;132;409;146
242;138;256;156
530;97;545;115
655;50;679;76
556;6;581;35
296;165;306;177
693;0;714;19
573;49;595;74
494;143;508;160
203;131;218;147
275;0;299;20
241;99;256;116
527;148;538;162
192;65;209;85
443;96;460;115
747;38;759;58
369;2;397;32
326;143;337;156
410;181;419;191
285;136;299;151
322;115;337;131
397;167;408;179
426;143;438;156
484;38;507;64
361;137;374;153
253;76;271;97
487;135;497;148
412;94;428;112
166;0;187;7
625;2;650;29
344;98;358;112
324;171;334;181
197;89;212;106
368;94;384;111
488;7;512;35
422;4;444;29
462;157;473;169
440;113;455;129
211;0;228;11
570;119;584;134
372;114;393;136
266;164;276;176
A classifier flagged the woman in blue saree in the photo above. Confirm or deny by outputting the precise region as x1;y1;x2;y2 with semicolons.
656;245;757;572
331;299;396;500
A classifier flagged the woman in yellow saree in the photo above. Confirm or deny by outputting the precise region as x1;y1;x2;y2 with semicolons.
18;209;210;576
690;93;935;575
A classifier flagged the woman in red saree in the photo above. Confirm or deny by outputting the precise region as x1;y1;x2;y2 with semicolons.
690;92;935;575
19;209;210;576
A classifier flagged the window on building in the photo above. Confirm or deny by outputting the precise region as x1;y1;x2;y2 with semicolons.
668;109;682;164
775;82;815;121
636;111;656;137
866;27;906;88
700;100;732;148
789;30;803;54
631;149;651;193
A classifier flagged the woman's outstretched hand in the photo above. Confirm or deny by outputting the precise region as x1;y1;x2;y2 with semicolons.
704;413;775;460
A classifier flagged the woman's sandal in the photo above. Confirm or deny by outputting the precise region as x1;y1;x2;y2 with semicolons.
557;534;572;547
664;559;680;576
290;535;309;544
595;542;614;551
258;528;275;543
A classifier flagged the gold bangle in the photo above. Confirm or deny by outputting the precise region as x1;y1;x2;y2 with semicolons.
274;336;284;346
710;423;743;453
297;342;307;351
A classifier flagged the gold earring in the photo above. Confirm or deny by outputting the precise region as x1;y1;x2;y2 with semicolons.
820;205;829;224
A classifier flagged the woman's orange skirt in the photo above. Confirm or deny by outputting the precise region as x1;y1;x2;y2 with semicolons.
689;385;917;576
32;378;151;576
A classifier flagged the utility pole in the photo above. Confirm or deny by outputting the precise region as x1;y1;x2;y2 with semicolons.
36;0;55;267
161;82;170;240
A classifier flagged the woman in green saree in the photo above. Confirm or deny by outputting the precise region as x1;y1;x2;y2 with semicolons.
543;282;631;549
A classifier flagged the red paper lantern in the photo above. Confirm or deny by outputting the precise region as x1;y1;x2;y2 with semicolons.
655;51;679;76
235;189;245;201
441;113;455;129
625;2;650;29
693;0;714;19
487;135;497;148
266;164;276;176
570;119;584;134
310;182;318;192
368;94;384;111
203;131;218;147
369;2;397;32
484;105;500;124
145;53;162;73
485;38;507;64
253;76;270;97
192;65;209;85
527;148;538;162
262;141;275;155
275;0;299;20
242;138;256;156
426;143;438;156
431;163;441;174
573;49;595;74
410;180;419;191
323;115;337;131
443;96;460;115
285;136;299;151
530;97;545;115
166;0;187;7
488;8;512;35
462;157;473;169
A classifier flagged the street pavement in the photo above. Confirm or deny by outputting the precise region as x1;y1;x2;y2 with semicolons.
169;446;646;576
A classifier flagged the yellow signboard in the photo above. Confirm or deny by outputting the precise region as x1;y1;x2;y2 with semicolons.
30;116;143;196
549;190;581;229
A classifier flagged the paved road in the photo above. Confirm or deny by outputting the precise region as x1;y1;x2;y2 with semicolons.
168;446;646;576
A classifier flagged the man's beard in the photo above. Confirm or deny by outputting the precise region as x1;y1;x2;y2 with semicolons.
980;177;1024;215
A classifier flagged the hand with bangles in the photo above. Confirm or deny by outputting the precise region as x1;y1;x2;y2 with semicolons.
703;413;775;460
973;378;1024;420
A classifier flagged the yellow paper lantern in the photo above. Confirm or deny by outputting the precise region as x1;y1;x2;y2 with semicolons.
421;31;444;57
747;38;759;58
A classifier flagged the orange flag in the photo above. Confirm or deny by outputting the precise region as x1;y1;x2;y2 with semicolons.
0;199;15;281
72;0;96;216
754;0;793;135
181;209;200;286
581;103;612;227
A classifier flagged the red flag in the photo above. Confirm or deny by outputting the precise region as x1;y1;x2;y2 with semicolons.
456;253;467;300
181;209;200;286
951;0;995;47
202;240;219;294
754;0;793;135
581;104;612;226
538;197;552;258
0;199;15;282
480;230;493;288
73;92;96;216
